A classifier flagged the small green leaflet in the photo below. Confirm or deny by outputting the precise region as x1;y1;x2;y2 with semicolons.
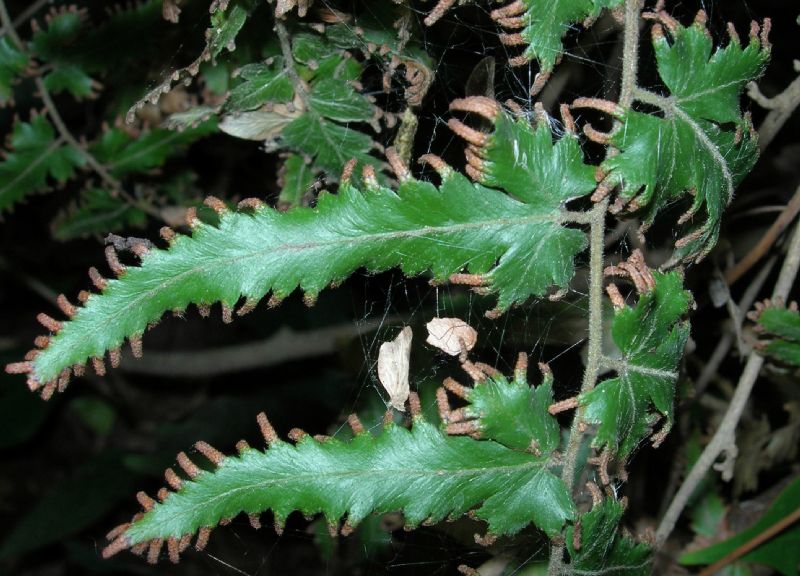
0;37;28;105
116;418;574;554
753;305;800;367
566;499;651;575
493;0;623;74
462;371;560;453
604;18;769;261
580;271;691;457
225;61;293;112
278;154;316;208
0;115;85;214
52;188;147;241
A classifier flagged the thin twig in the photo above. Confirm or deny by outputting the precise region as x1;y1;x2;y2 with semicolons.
725;185;800;285
748;72;800;152
547;198;609;576
656;219;800;547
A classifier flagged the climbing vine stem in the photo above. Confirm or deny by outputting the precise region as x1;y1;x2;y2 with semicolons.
547;196;609;576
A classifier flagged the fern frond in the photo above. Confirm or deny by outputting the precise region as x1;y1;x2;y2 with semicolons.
8;105;594;396
749;299;800;367
102;403;574;563
0;37;28;106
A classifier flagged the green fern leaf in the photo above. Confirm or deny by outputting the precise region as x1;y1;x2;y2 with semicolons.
103;414;574;562
11;106;596;392
278;153;316;208
566;499;651;574
89;121;216;178
52;188;147;241
0;115;85;214
579;271;691;457
225;61;294;112
492;0;623;76
448;369;560;454
752;303;800;367
601;17;769;261
0;37;28;106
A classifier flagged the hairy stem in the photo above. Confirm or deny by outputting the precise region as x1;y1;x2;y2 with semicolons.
656;213;800;547
275;19;310;108
619;0;642;108
547;197;609;576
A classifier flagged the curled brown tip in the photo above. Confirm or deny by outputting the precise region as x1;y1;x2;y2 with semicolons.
203;196;227;214
237;197;264;211
102;535;131;559
88;267;108;290
105;246;126;277
449;96;500;120
417;154;450;175
447;118;487;147
176;451;200;478
37;313;62;333
165;467;182;490
347;413;365;435
257;412;278;444
57;294;77;317
195;441;225;466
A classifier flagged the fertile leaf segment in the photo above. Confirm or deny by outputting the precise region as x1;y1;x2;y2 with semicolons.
9;104;595;395
103;392;575;564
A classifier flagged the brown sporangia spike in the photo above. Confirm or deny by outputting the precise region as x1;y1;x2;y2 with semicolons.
157;487;169;502
446;421;480;436
347;413;365;435
248;514;262;530
136;491;156;511
474;532;498;546
91;356;106;376
408;391;421;416
130;542;148;556
27;377;42;392
606;283;626;309
165;467;182;490
221;303;233;324
302;293;317;308
447;118;487;147
548;397;579;415
237;297;259;316
57;368;70;392
87;269;110;294
129;334;143;358
583;123;612;145
257;412;279;444
176;451;200;478
450;96;501;121
423;0;456;26
106;522;131;541
5;361;32;374
588;449;611;485
449;273;485;286
340;158;358;183
203;196;227;214
473;361;499;378
24;350;39;361
461;360;487;382
195;526;212;551
362;165;379;190
442;377;471;399
447;407;468;423
383;410;394;427
159;226;177;244
385;146;410;182
436;387;451;422
235;439;250;452
194;303;209;318
102;536;131;559
274;519;285;536
40;381;57;400
34;335;50;348
178;533;192;552
195;441;225;466
184;207;199;228
56;294;77;317
167;537;180;564
236;197;264;211
267;295;283;308
105;246;127;276
287;428;308;442
219;518;231;526
498;32;525;46
491;0;525;19
340;521;354;537
77;289;91;303
417;153;450;176
458;565;480;576
514;352;528;380
572;519;582;551
37;313;62;333
109;348;121;369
